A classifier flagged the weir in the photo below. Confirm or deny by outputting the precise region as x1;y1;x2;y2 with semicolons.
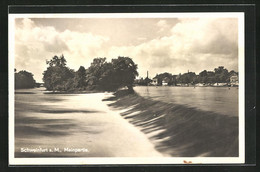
104;89;238;157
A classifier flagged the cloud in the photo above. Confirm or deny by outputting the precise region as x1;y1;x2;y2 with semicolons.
43;35;68;52
171;18;238;58
15;18;109;82
103;18;238;78
157;20;167;27
157;20;170;32
137;37;147;41
14;18;238;82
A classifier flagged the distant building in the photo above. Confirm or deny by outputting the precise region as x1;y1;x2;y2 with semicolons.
213;83;227;87
230;74;239;86
230;75;238;83
162;77;170;86
35;83;44;88
151;78;158;86
134;78;141;85
162;81;168;86
195;83;205;87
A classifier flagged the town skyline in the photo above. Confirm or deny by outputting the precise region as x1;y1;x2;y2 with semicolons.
138;67;238;79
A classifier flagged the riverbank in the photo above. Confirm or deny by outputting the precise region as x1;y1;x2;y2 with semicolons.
15;88;163;157
134;84;239;87
22;86;106;94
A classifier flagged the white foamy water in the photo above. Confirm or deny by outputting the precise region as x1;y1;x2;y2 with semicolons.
15;88;163;157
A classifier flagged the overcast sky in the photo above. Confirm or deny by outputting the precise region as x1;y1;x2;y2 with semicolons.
14;17;238;82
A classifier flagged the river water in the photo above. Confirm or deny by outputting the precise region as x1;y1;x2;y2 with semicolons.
14;88;163;157
107;86;239;157
134;86;238;117
14;86;239;158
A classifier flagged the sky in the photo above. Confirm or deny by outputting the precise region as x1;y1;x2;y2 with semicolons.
14;17;238;82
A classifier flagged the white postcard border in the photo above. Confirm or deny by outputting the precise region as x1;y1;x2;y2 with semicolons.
8;12;245;165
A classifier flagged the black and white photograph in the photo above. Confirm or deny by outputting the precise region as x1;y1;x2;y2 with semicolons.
8;12;245;165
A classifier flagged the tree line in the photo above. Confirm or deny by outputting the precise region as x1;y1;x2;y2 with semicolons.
136;66;238;86
42;55;139;92
15;54;238;90
15;69;36;89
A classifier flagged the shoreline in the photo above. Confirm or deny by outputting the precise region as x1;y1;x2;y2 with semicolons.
15;85;238;95
134;85;239;87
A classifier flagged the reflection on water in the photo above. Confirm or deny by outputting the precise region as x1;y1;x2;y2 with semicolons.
134;86;238;116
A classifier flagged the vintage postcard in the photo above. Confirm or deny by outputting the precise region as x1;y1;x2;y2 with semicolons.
9;12;245;165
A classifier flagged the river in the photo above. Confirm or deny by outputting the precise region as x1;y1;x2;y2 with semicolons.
14;88;163;157
14;86;239;158
133;86;238;117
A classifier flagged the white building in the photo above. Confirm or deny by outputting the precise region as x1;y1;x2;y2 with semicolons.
162;77;169;86
151;78;158;86
230;74;239;86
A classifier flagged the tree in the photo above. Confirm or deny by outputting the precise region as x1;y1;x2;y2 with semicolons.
178;72;196;85
144;77;152;85
198;70;209;83
207;71;216;84
46;54;67;67
43;55;74;91
86;57;106;85
15;70;36;89
170;75;177;86
85;56;138;91
98;62;116;90
111;56;139;90
74;66;87;89
43;55;138;92
214;66;229;83
229;70;238;77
